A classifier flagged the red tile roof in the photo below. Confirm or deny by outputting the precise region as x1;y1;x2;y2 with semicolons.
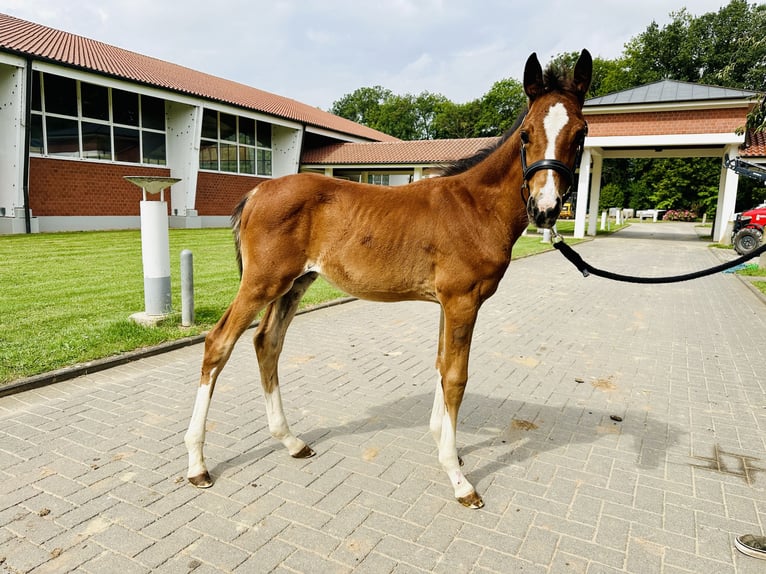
742;130;766;158
0;12;398;143
302;138;500;165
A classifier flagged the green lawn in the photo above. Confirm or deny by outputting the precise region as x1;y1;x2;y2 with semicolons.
1;226;584;384
735;263;766;295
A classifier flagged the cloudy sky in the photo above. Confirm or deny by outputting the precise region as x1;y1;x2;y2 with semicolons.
0;0;732;110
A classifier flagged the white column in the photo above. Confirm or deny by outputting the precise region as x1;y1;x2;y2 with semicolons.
0;58;26;230
714;144;740;243
166;102;201;217
573;148;591;238
586;152;603;237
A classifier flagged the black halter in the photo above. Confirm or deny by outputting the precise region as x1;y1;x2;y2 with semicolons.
520;123;587;206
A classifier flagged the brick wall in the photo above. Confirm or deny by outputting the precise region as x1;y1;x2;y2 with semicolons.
587;108;746;138
29;158;267;217
29;158;171;216
195;172;266;215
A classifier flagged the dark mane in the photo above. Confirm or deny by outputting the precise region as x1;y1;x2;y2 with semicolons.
439;109;527;177
440;61;575;177
542;61;575;94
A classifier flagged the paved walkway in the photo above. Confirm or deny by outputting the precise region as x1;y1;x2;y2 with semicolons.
2;222;766;573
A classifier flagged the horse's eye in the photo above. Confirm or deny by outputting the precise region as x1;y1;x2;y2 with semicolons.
520;131;530;145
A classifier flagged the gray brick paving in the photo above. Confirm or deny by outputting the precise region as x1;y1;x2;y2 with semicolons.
2;222;766;573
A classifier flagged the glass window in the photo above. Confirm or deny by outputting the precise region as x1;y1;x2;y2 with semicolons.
257;149;272;176
220;113;236;142
44;74;77;116
81;122;111;159
81;83;109;121
112;89;139;126
257;121;271;148
46;116;79;156
239;117;255;146
31;72;42;112
199;140;218;170
201;109;218;139
199;110;272;175
30;114;43;153
32;74;167;164
239;146;255;174
220;143;237;172
113;126;140;162
142;131;166;165
141;95;165;130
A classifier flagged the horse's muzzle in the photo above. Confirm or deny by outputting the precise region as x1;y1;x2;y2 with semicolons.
527;195;561;228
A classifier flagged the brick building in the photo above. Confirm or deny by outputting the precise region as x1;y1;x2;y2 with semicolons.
0;13;762;242
0;13;402;234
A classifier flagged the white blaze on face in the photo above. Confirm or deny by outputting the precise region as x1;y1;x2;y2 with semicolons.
536;102;570;211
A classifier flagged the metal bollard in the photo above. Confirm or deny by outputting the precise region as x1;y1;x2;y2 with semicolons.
181;249;194;327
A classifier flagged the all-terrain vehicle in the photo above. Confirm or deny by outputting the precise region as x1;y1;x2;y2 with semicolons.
725;155;766;255
732;203;766;255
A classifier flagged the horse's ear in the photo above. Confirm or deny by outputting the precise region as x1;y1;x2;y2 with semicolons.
573;49;593;103
523;52;544;102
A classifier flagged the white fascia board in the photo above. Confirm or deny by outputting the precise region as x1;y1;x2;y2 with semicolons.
586;132;745;149
584;99;753;115
0;52;25;67
304;125;375;143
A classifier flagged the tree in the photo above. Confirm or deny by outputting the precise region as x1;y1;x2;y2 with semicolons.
430;100;483;139
474;78;526;136
330;86;392;129
618;1;766;90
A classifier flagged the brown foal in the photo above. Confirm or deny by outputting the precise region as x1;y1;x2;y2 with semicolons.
185;50;592;508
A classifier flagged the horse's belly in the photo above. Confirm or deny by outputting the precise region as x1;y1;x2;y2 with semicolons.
315;257;438;303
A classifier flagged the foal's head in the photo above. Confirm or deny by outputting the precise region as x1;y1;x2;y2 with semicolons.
520;49;592;228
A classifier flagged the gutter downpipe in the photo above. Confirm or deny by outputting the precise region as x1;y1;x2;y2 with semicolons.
21;57;32;233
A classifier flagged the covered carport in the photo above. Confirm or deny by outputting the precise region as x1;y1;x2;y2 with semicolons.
574;80;757;242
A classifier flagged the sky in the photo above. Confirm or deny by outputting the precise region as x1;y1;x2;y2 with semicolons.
0;0;734;111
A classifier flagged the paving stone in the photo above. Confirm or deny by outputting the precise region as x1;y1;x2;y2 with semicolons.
1;223;765;573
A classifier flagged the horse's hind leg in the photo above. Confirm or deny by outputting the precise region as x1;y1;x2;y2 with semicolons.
254;272;318;458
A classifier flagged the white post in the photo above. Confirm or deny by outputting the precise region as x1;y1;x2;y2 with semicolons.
140;200;172;316
124;176;181;323
181;249;194;326
600;211;607;231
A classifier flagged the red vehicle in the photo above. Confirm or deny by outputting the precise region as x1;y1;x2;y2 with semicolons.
725;156;766;255
732;203;766;255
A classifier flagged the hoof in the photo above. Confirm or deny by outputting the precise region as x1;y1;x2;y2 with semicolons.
188;471;213;488
291;445;316;459
457;491;484;509
458;456;464;467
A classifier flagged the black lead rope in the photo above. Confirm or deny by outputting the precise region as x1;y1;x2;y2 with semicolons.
552;238;766;284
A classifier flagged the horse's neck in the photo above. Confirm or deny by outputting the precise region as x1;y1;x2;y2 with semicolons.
465;136;526;219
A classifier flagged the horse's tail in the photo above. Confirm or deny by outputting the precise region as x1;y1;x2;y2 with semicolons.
231;193;250;278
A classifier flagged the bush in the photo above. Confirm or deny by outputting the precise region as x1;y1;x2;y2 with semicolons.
662;209;696;221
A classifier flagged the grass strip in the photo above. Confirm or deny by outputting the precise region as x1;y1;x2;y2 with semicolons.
1;226;585;384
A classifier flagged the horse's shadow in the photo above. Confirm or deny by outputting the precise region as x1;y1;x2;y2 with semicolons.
208;389;683;489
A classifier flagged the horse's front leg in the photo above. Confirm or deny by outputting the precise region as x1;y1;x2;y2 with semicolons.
430;300;483;508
